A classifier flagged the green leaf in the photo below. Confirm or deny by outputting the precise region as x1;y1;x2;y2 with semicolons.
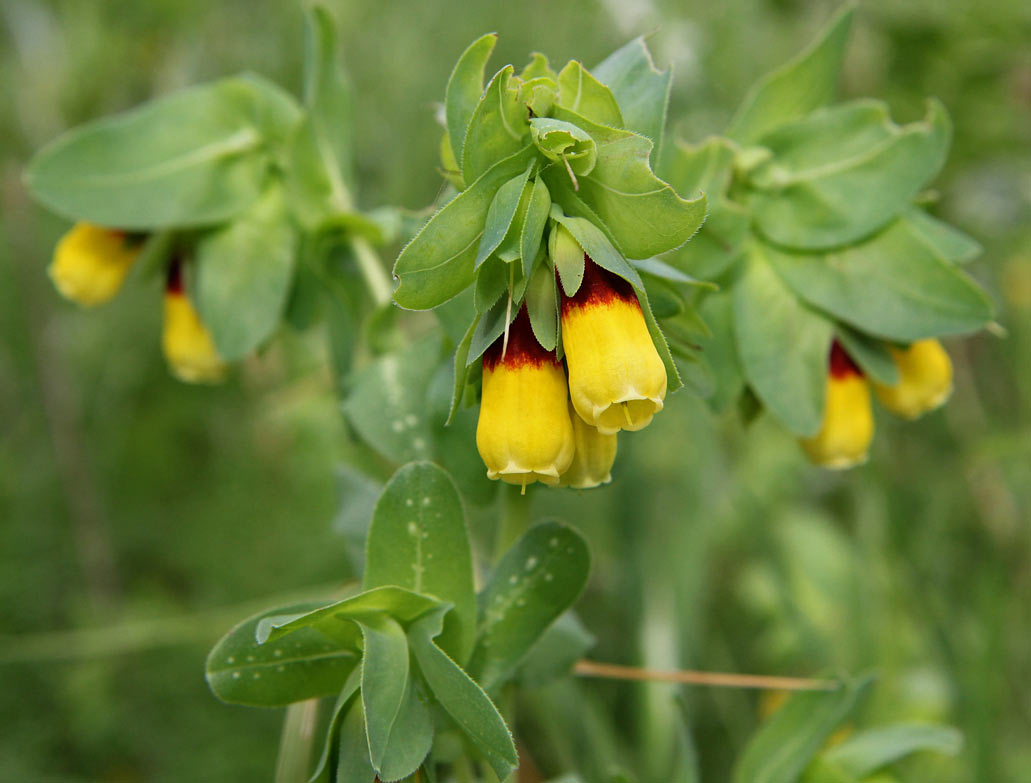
25;76;295;229
665;136;737;197
357;615;431;781
665;197;750;282
477;165;534;268
336;699;377;783
309;669;362;783
556;60;624;129
393;144;535;310
835;326;899;386
408;607;518;780
632;257;715;288
205;602;358;707
809;722;962;781
525;260;559;351
446;34;498;168
343;336;442;464
462;66;530;184
474;255;511;313
751;100;951;249
521;177;552;277
734;243;834;436
468;521;591;690
593;37;672;164
904;207;982;264
765;218;994;341
732;673;873;783
727;5;854;144
530;118;598;177
447;314;480;425
546;107;707;259
194;183;297;360
521;52;557;82
262;586;442;646
466;296;518;367
364;462;477;664
696;292;744;413
552;221;587;297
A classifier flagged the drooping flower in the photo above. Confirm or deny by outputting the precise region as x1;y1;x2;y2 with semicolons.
476;306;575;488
800;342;874;469
560;257;666;434
48;222;144;306
162;260;226;384
873;339;953;419
559;404;618;489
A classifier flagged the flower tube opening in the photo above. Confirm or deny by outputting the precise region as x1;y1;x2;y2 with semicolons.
874;339;953;419
49;222;143;306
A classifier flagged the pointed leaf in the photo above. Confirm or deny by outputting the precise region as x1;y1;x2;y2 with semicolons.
696;292;745;413
556;60;623;128
365;462;476;664
309;669;362;783
447;314;480;424
393;145;535;310
521;178;552;277
835;326;899;386
408;607;518;779
665;136;737;197
462;66;530;184
530;118;597;176
468;521;590;690
356;615;411;772
810;722;962;781
376;677;434;782
476;166;534;268
766;218;993;341
336;699;377;783
206;602;359;707
525;260;559;351
593;37;672;163
904;208;982;264
727;5;854;144
734;243;834;436
446;34;498;166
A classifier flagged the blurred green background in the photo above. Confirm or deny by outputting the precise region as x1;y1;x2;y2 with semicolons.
1;0;1028;780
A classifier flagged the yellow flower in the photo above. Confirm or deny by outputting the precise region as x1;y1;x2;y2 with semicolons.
476;307;575;489
162;262;226;384
873;339;953;419
48;222;143;306
559;405;618;489
560;257;667;434
801;342;874;469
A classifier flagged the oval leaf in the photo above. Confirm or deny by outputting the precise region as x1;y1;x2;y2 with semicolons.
446;34;498;167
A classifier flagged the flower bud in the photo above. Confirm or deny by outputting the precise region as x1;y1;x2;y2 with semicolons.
873;339;953;419
800;342;874;469
560;257;666;434
48;222;143;306
476;307;575;488
559;405;618;489
162;261;226;384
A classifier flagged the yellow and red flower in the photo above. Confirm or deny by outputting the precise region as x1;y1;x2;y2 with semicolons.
49;222;143;306
800;342;874;469
560;258;667;434
873;339;953;419
162;261;226;384
559;404;618;489
476;306;575;488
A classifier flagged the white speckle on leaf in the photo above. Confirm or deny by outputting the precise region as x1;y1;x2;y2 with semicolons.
273;649;282;657
406;498;414;507
407;521;420;536
421;496;432;506
525;556;538;571
226;656;235;664
232;672;241;680
544;572;554;582
405;414;418;426
516;598;526;607
549;537;559;548
253;672;261;679
246;655;255;662
391;420;405;433
509;575;519;584
413;437;426;451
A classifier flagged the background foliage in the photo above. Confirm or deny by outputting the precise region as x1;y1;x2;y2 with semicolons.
0;0;1028;780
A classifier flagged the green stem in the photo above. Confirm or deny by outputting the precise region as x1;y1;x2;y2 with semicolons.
493;483;533;563
350;236;393;306
274;699;319;783
453;756;475;783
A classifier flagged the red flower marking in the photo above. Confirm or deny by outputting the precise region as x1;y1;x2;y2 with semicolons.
829;340;863;379
483;305;557;371
166;258;184;295
560;256;638;315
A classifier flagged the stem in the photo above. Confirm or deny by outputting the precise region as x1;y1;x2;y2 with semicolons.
274;699;319;783
453;756;475;783
494;483;533;563
350;237;393;306
573;660;840;691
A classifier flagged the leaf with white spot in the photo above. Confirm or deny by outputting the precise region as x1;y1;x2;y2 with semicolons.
364;462;477;664
206;602;359;707
467;521;590;690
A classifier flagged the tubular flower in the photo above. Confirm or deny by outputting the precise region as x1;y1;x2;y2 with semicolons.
559;404;618;489
476;306;575;488
873;339;953;419
162;261;226;384
560;258;666;434
801;342;874;469
48;222;143;306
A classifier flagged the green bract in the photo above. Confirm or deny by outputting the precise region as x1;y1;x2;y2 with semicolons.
662;5;994;437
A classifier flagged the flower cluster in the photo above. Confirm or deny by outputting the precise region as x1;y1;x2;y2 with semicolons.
476;256;666;491
48;221;224;384
801;339;954;468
